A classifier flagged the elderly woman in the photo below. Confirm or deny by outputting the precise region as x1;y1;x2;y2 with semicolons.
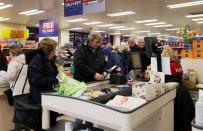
28;38;59;129
161;46;194;131
0;47;29;94
28;38;58;104
74;32;107;82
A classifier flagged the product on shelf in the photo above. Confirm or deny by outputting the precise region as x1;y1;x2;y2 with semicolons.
23;40;38;48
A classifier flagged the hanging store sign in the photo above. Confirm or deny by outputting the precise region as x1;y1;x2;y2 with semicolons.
64;0;105;17
39;19;58;37
0;28;29;39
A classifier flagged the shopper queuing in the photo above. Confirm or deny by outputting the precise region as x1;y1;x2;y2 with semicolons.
74;32;107;82
28;38;59;128
102;47;123;72
0;47;29;95
127;37;140;52
137;38;150;72
162;46;195;131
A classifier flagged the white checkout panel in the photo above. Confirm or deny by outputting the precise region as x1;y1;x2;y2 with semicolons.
42;82;178;131
0;84;14;131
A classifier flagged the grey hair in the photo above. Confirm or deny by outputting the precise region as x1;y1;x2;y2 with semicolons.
128;36;137;43
88;32;102;42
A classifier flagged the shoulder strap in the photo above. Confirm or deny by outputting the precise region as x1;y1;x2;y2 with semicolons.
22;76;28;94
12;63;24;90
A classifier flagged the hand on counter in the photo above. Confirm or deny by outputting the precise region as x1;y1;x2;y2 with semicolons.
102;72;108;78
94;73;105;81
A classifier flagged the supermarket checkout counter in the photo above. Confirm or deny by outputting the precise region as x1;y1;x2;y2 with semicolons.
42;81;178;131
0;84;14;131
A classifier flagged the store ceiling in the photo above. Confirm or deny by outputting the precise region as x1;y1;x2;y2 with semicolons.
0;0;202;36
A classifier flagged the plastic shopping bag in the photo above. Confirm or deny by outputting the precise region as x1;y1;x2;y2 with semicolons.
56;71;86;97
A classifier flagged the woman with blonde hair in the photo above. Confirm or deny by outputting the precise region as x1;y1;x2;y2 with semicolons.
161;45;194;131
161;45;178;62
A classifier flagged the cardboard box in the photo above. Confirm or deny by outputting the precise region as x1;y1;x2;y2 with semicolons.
181;50;193;58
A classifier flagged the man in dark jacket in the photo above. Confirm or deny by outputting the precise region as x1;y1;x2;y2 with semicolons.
74;32;107;82
137;38;151;72
127;37;140;52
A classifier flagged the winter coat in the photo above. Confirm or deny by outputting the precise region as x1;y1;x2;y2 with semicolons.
28;49;58;104
129;44;140;52
139;47;150;72
0;54;30;96
73;40;107;82
106;52;123;70
121;50;133;75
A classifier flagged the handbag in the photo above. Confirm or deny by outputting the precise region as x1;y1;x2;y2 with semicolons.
4;64;24;106
13;76;42;130
110;73;127;84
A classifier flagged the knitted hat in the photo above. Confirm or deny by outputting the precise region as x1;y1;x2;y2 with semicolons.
102;47;111;56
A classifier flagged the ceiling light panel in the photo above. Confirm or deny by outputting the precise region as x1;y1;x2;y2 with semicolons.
123;34;136;37
0;4;13;10
0;17;10;21
109;26;125;29
167;1;203;9
97;24;114;27
148;33;162;35
92;31;106;33
119;28;135;31
192;18;203;21
137;31;150;33
110;33;122;35
69;28;84;30
83;21;103;25
135;19;158;23
26;11;44;15
166;28;179;31
197;21;203;24
19;10;44;15
153;24;173;28
186;14;203;18
107;11;135;17
145;22;166;26
66;18;88;22
19;10;38;15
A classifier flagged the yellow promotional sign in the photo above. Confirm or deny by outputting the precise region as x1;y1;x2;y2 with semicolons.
0;28;29;39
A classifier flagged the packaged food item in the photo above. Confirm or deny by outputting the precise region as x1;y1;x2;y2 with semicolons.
84;90;106;98
145;84;156;100
132;83;146;99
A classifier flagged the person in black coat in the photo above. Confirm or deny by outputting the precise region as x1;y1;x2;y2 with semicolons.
0;47;7;71
28;38;59;128
127;37;140;52
28;39;58;104
137;38;151;73
74;32;107;82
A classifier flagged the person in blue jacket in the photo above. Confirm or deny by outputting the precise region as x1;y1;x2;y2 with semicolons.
102;47;123;73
